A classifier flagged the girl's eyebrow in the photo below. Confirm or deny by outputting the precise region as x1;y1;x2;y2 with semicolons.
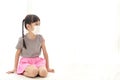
36;23;39;25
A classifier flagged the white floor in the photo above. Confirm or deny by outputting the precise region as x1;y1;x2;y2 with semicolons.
1;64;120;80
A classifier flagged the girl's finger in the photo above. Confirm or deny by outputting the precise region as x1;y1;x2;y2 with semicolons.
6;71;14;74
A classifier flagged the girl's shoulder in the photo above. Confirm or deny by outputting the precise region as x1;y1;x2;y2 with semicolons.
18;37;23;41
37;34;45;42
37;34;43;39
16;37;23;44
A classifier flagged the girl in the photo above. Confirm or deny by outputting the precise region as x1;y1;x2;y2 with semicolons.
7;14;54;78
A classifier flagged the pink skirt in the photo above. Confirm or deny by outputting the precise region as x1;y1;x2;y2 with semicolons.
17;57;46;74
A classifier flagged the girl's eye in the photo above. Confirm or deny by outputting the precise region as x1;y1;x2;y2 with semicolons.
36;23;40;26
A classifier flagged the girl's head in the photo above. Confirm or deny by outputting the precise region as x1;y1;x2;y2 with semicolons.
22;14;40;49
24;14;40;29
23;14;40;33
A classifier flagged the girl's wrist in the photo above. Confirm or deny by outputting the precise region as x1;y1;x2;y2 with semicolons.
14;68;17;71
46;67;49;70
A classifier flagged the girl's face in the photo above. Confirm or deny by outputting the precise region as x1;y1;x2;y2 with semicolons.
26;21;40;33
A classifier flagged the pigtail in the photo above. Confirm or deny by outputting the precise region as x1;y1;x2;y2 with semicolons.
22;19;27;49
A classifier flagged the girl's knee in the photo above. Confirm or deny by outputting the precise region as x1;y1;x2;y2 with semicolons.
39;67;48;77
30;68;38;77
23;70;38;78
25;66;39;77
39;69;48;77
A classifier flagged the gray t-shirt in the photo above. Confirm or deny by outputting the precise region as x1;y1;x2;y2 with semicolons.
16;34;43;57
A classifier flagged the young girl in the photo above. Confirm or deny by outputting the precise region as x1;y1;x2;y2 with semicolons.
7;14;54;78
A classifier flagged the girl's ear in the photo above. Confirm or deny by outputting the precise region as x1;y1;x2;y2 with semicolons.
26;24;30;30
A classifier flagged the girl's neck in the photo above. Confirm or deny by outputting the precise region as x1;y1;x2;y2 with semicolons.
27;32;36;39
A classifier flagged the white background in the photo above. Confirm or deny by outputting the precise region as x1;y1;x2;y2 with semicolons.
0;0;119;80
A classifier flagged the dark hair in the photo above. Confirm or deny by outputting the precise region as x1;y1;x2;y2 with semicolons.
22;14;40;49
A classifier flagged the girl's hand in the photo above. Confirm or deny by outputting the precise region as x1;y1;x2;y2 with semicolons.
47;68;55;73
7;69;16;74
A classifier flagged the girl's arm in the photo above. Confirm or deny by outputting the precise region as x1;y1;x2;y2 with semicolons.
41;39;54;72
7;49;21;74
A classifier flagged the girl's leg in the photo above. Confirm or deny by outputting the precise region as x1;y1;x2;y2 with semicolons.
38;66;48;77
23;65;38;78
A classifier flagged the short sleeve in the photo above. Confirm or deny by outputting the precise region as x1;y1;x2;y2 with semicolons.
38;34;45;43
16;37;23;49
